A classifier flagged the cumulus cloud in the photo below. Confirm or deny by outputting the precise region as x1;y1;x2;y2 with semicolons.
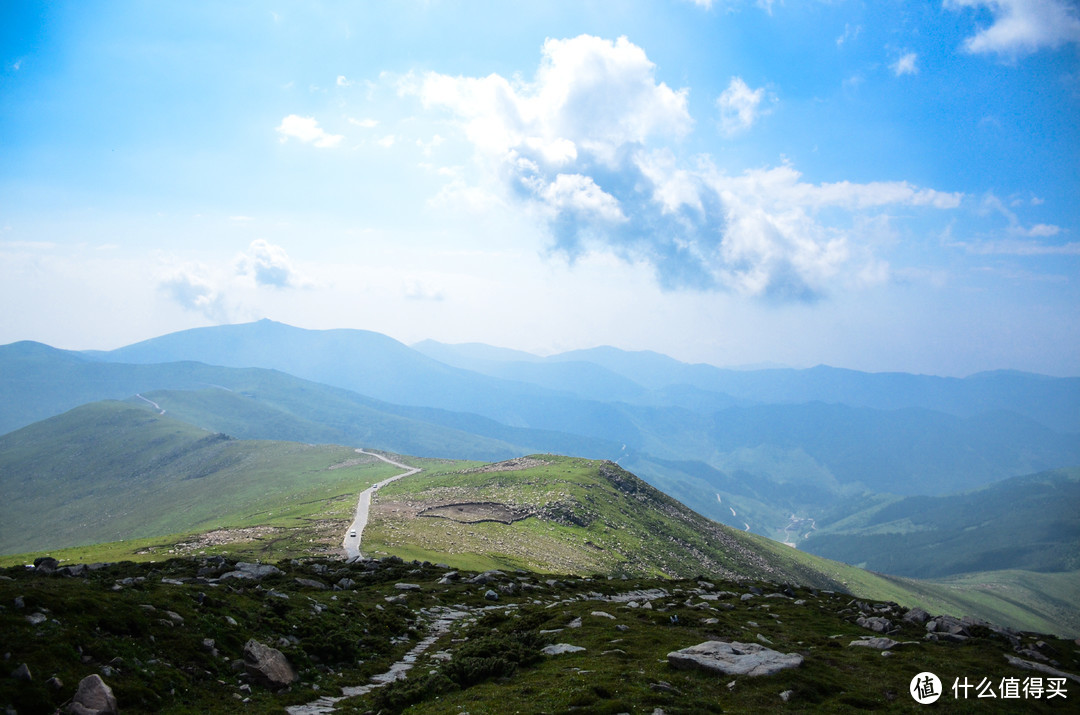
412;35;963;300
235;239;308;288
158;264;228;320
717;77;771;135
892;52;919;76
275;114;343;148
946;0;1080;56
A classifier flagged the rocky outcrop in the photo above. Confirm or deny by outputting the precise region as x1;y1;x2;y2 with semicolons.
243;639;298;690
667;641;803;676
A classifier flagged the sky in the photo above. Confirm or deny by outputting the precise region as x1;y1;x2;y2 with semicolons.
1;0;1078;376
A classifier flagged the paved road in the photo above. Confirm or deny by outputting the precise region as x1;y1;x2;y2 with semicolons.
343;450;421;561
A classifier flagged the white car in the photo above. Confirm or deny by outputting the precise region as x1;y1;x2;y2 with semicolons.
349;530;357;538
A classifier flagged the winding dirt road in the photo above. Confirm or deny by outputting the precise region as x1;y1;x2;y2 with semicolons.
342;450;421;561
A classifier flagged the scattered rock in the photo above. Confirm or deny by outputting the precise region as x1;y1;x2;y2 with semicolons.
295;578;329;590
10;663;31;682
33;557;59;574
926;615;969;637
780;689;794;702
849;637;902;650
67;674;118;715
568;617;582;628
219;563;284;580
649;680;682;694
591;611;615;619
484;589;499;601
243;639;298;690
26;613;46;626
903;607;930;625
667;641;803;677
542;643;586;655
856;616;892;633
394;583;421;591
1003;655;1080;684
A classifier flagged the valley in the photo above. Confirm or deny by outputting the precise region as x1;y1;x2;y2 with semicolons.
1;320;1078;712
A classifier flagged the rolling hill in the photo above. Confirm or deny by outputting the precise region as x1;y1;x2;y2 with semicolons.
0;401;406;555
802;467;1080;577
5;322;1079;552
2;402;1077;636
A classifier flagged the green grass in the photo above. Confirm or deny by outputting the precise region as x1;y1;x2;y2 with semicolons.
365;455;1080;637
0;401;403;556
5;556;1077;714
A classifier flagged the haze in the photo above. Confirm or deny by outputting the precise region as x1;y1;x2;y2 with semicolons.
2;1;1078;376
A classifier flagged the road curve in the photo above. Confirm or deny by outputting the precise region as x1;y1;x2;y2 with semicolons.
343;450;421;561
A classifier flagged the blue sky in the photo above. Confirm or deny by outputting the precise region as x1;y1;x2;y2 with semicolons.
2;0;1078;376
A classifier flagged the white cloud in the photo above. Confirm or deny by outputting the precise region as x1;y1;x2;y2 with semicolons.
892;52;919;76
275;114;343;148
336;75;352;87
716;77;772;135
235;239;308;288
410;35;963;301
415;34;691;160
376;134;397;148
946;0;1080;56
348;117;379;128
539;173;628;224
158;263;227;320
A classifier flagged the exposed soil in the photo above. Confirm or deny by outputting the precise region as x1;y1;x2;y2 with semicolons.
418;501;533;525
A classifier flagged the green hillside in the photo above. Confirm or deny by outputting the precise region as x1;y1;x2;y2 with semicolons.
3;404;1076;636
363;455;1079;636
5;556;1077;714
365;454;847;588
0;401;403;555
803;467;1080;577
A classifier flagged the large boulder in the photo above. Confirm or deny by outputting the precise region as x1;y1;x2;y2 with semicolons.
667;641;803;677
856;615;892;633
67;674;118;715
219;563;284;580
243;639;298;690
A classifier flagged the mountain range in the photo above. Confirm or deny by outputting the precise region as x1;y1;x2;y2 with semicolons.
1;319;1078;635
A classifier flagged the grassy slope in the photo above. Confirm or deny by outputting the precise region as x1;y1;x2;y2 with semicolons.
0;401;401;555
802;467;1080;577
3;406;1075;637
5;557;1078;715
365;455;851;587
364;455;1079;637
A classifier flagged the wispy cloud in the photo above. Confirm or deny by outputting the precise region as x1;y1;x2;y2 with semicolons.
275;114;343;148
836;24;862;47
717;77;773;135
891;52;918;76
946;0;1080;56
410;35;964;301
